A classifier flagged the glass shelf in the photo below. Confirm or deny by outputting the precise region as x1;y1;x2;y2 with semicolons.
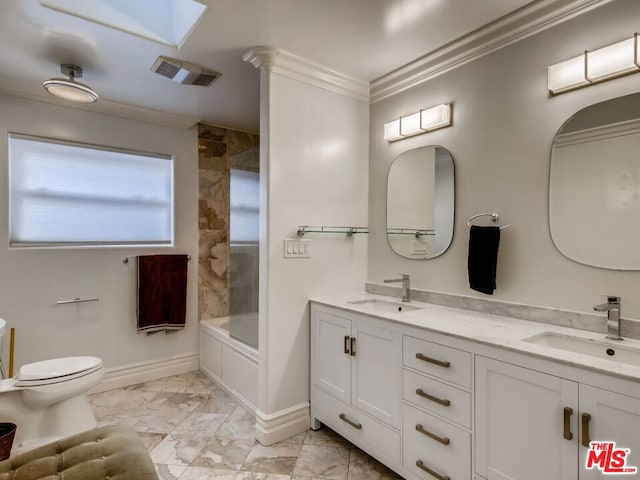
296;225;369;237
386;228;435;237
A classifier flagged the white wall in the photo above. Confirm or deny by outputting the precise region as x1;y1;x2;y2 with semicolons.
0;94;199;376
252;52;369;434
368;0;640;319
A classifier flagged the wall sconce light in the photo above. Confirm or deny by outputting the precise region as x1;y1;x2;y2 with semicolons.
384;103;451;142
548;33;639;95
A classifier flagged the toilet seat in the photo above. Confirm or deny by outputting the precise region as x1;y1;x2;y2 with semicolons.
16;357;103;387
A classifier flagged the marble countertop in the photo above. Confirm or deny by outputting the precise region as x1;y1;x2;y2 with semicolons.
310;292;640;383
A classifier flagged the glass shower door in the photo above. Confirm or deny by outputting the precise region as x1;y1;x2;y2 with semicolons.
229;168;259;348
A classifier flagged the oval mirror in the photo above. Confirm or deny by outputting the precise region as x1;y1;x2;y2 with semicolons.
386;145;455;259
550;92;640;270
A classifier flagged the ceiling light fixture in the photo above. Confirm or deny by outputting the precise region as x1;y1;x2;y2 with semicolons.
43;64;99;103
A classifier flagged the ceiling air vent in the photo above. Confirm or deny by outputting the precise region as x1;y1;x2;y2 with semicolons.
151;56;221;87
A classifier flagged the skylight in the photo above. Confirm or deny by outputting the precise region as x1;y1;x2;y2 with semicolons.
40;0;207;48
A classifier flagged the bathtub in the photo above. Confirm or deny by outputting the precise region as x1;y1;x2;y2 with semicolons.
199;317;259;414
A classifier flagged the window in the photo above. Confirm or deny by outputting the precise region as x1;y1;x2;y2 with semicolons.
8;134;174;247
230;168;259;243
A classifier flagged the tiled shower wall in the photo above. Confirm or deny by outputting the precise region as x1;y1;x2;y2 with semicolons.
197;124;259;321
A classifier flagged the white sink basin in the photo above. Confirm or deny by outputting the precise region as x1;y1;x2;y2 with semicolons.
347;298;422;314
524;332;640;367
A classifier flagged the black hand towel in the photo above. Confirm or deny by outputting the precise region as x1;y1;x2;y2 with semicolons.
137;255;188;333
468;225;501;295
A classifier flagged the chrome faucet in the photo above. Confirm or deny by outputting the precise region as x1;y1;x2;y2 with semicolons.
384;274;411;302
594;296;623;341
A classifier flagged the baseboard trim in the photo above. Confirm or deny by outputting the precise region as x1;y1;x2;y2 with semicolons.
255;402;311;446
89;353;199;394
199;364;258;416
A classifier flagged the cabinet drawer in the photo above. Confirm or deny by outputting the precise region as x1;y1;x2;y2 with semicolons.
403;369;471;428
403;403;470;480
313;387;400;463
403;335;471;388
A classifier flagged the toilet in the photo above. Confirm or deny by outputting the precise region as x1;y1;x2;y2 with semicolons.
0;319;105;455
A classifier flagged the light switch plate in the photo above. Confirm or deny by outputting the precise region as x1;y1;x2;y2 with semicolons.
284;239;311;258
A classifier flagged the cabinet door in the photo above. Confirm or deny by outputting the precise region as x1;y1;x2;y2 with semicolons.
579;385;640;479
351;319;402;428
475;357;578;480
314;310;351;403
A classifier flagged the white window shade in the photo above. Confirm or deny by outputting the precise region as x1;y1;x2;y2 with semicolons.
8;134;173;247
230;168;259;243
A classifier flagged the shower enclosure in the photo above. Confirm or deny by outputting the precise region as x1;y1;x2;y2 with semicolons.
229;167;259;348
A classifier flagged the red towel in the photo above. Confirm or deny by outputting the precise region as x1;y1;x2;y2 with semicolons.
136;255;188;333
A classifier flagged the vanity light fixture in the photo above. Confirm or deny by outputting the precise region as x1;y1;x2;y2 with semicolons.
384;103;451;142
43;64;99;104
548;33;640;95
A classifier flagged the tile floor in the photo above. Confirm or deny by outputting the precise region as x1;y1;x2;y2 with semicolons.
89;371;403;480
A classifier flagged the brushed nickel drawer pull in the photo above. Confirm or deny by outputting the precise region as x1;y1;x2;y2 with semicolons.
581;412;591;447
416;424;450;445
416;460;450;480
350;337;356;356
416;353;451;368
416;388;451;407
344;336;350;354
563;407;573;441
339;413;362;430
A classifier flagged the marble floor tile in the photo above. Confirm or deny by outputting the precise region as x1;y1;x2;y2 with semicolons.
303;428;350;448
242;443;302;475
150;433;210;467
138;432;168;452
347;446;402;480
178;466;238;479
91;372;400;480
237;473;293;480
175;410;229;435
156;463;187;480
198;388;239;416
192;436;256;470
275;432;306;446
292;445;350;480
140;371;216;395
215;406;257;441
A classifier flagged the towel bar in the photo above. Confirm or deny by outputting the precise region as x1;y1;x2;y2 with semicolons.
467;212;510;230
123;255;191;264
56;298;100;305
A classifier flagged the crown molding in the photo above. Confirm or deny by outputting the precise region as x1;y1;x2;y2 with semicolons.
370;0;614;103
0;76;200;130
244;46;369;102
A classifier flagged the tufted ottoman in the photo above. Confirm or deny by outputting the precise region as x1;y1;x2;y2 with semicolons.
0;425;158;480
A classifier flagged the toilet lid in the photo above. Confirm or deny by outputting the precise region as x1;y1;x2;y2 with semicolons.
18;356;103;382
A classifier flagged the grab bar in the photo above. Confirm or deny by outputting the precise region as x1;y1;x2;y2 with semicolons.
56;297;100;305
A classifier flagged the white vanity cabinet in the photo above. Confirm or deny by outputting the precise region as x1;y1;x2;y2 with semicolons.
402;335;472;480
475;356;640;480
311;304;403;464
311;298;640;480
